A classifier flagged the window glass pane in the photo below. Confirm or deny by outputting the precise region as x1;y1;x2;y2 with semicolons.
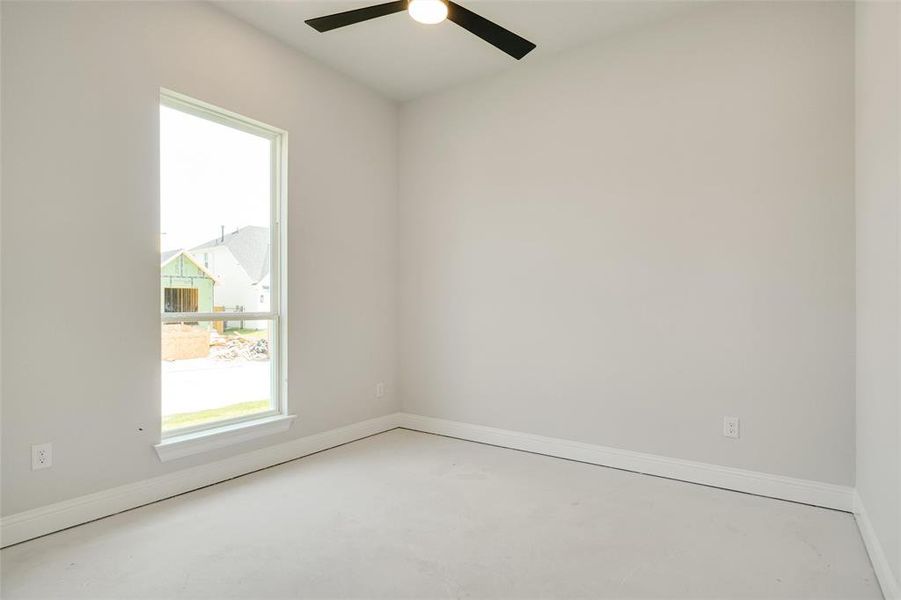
160;104;272;315
162;320;274;433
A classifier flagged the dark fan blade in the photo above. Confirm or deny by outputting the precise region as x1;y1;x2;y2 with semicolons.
305;1;407;32
447;1;535;60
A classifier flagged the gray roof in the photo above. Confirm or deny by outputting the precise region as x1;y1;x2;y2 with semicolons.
161;249;182;265
192;226;270;283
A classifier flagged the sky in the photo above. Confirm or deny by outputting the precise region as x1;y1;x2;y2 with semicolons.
160;105;271;253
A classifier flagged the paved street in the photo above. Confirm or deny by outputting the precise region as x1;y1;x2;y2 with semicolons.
161;357;270;415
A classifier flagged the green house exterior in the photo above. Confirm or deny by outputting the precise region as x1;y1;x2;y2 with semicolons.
160;251;215;315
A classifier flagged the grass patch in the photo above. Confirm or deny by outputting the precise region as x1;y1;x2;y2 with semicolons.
223;327;267;340
162;399;271;432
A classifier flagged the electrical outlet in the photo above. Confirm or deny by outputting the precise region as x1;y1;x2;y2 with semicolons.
376;382;385;398
723;417;740;439
32;443;53;470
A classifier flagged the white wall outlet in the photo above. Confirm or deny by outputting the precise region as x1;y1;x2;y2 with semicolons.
723;417;740;439
375;382;385;398
32;443;53;470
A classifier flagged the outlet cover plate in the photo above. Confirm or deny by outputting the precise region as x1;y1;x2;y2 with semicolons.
32;443;53;470
723;417;740;439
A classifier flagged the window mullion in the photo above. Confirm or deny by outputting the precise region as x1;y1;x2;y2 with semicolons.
161;312;276;323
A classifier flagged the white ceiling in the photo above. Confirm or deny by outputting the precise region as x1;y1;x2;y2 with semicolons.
215;1;699;101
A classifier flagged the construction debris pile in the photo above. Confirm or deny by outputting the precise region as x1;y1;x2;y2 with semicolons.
210;333;269;361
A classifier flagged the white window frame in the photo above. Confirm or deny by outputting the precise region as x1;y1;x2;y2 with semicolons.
157;89;290;450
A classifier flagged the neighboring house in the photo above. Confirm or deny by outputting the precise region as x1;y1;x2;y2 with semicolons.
160;250;218;325
191;226;271;329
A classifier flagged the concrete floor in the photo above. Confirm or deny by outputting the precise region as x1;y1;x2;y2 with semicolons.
1;429;881;599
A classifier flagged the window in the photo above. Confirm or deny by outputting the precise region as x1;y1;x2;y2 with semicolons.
164;288;198;313
160;90;286;439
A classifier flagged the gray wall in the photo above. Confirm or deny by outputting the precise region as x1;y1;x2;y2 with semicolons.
0;0;867;521
856;0;901;585
1;1;399;515
398;2;855;484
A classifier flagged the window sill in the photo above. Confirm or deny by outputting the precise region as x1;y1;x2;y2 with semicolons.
154;414;297;462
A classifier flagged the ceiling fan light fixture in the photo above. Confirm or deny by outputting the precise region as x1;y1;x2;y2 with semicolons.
304;0;536;60
407;0;448;25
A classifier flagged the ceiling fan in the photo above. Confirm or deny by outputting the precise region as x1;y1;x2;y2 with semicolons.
304;0;536;60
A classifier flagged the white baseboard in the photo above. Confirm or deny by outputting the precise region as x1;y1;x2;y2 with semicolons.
854;491;901;600
0;413;402;548
397;413;856;512
0;411;864;557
